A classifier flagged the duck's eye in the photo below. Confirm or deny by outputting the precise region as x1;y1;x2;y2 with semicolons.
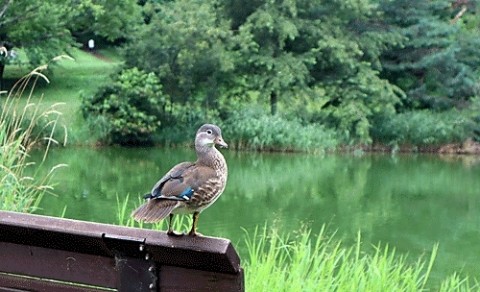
206;129;213;135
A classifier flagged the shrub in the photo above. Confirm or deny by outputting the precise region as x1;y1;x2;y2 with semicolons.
154;102;221;146
466;97;480;142
371;109;471;146
81;67;166;145
220;107;338;152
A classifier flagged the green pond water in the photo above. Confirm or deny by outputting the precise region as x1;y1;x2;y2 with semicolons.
33;147;480;283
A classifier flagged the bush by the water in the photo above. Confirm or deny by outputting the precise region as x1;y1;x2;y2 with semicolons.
371;109;474;146
149;106;338;152
81;67;166;145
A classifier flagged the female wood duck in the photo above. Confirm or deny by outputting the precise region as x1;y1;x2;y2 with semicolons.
132;124;228;236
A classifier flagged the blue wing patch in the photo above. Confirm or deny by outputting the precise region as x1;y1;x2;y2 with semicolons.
177;187;194;201
152;187;194;201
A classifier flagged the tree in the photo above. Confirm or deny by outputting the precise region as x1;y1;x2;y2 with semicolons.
379;0;480;110
226;0;402;142
67;0;143;44
0;0;143;89
228;0;312;115
124;0;235;111
0;0;75;89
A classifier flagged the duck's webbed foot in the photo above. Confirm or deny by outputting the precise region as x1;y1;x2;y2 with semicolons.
167;230;185;237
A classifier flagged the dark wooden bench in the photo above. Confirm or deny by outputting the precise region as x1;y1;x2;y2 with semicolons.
0;211;244;292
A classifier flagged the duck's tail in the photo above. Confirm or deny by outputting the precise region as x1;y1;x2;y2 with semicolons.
131;199;178;223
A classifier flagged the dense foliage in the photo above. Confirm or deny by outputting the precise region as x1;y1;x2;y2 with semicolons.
380;0;480;109
0;0;141;88
221;107;338;152
107;0;480;148
81;68;166;145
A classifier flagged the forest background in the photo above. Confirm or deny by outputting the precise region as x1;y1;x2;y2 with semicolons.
2;0;480;152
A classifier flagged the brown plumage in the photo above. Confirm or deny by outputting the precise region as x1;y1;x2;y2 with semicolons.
132;124;228;236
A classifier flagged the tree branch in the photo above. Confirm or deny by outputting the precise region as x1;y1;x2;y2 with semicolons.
0;0;13;19
0;4;43;27
451;5;467;24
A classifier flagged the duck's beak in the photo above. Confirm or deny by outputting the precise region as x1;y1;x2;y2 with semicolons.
215;136;228;148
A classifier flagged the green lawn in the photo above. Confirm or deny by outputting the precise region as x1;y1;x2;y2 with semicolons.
3;48;122;145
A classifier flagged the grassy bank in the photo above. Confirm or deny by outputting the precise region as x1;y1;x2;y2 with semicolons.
4;48;122;145
244;226;477;291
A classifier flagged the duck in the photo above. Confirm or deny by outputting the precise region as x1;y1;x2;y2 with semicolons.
132;124;228;236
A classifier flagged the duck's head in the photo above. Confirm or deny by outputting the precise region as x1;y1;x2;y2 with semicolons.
195;124;228;149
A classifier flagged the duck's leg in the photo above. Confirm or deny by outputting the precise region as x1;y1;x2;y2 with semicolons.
167;214;183;236
188;212;200;236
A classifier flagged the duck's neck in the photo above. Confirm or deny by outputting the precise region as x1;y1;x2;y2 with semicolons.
195;144;226;172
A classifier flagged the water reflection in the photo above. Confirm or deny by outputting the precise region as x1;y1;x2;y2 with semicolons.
32;148;480;281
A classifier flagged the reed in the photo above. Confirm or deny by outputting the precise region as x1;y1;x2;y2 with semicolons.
244;226;477;291
221;108;338;153
114;193;477;291
0;62;65;213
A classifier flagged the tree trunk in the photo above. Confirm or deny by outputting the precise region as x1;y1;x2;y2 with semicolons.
0;62;4;91
270;91;277;115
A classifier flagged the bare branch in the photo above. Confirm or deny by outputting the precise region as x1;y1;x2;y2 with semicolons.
451;5;468;24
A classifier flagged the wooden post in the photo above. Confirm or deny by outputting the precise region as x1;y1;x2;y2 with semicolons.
0;211;244;292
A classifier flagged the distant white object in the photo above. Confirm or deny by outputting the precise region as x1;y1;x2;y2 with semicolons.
88;39;95;50
9;50;17;59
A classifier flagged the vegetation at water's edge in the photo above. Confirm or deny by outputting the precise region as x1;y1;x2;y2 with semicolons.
112;196;478;291
0;67;64;212
244;226;477;292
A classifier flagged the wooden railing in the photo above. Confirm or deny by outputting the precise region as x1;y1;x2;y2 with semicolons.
0;211;244;292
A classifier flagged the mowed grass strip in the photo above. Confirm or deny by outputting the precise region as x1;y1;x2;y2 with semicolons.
3;48;122;144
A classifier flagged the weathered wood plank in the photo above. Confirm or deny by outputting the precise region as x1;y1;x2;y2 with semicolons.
159;266;245;292
0;272;113;292
0;211;244;291
0;242;117;288
0;211;241;274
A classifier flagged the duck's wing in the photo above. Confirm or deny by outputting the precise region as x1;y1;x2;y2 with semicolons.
132;162;218;223
132;161;195;223
150;163;217;202
148;161;195;199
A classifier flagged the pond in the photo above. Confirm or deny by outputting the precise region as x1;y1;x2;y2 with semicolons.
33;147;480;283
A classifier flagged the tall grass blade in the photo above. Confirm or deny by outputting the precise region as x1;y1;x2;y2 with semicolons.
1;63;63;213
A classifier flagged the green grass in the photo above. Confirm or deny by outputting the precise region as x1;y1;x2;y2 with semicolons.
1;67;64;213
4;48;122;145
244;226;478;292
113;196;478;291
